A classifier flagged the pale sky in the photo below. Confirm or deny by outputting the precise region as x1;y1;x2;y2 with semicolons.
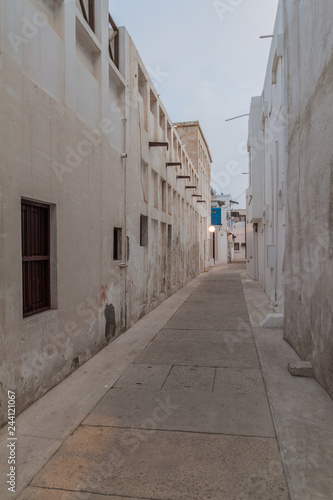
108;0;279;208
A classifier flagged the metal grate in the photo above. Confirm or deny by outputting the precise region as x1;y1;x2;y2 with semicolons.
22;200;50;317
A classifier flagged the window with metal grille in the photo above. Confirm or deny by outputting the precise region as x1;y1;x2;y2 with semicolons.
22;200;50;317
234;242;240;251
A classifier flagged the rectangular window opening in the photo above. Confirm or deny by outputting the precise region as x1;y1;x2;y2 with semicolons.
159;107;166;133
168;225;172;247
167;122;172;147
150;89;157;119
113;227;122;260
22;199;51;317
151;170;158;208
138;65;148;131
234;242;240;251
161;180;166;212
140;160;149;203
140;215;148;247
76;0;95;31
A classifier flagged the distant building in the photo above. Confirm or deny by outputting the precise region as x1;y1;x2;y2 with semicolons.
232;209;246;261
211;194;240;264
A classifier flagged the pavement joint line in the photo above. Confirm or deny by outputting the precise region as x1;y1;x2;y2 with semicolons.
27;485;158;500
159;327;251;331
149;339;254;344
132;361;259;368
160;365;173;390
14;434;60;441
212;367;217;392
79;423;278;440
148;339;255;345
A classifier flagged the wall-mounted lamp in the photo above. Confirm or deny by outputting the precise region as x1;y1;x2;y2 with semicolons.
209;226;216;233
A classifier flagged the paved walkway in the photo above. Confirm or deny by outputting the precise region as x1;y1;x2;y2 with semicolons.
1;263;333;499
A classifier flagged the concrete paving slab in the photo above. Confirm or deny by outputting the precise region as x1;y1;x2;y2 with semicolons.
113;364;171;390
1;435;62;500
156;328;254;343
181;303;249;314
82;387;275;437
134;339;259;368
214;367;266;394
31;427;288;500
162;365;215;391
189;288;244;296
17;488;142;500
202;275;242;281
175;302;249;312
163;318;251;331
182;306;250;317
167;315;251;327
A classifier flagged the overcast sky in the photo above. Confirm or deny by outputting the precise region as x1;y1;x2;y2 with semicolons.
108;0;279;208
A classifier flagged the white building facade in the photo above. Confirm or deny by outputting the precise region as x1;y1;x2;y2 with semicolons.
233;209;246;261
247;0;333;399
282;0;333;399
246;1;286;313
0;0;211;427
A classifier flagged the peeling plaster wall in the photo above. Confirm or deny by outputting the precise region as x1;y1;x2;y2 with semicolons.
283;0;333;398
0;0;211;427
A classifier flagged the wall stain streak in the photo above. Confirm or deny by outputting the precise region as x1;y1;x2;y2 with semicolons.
105;304;116;343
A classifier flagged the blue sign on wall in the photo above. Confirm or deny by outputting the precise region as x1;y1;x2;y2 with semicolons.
211;207;221;225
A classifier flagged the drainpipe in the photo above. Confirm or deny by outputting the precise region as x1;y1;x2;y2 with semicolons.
274;141;279;305
122;117;128;330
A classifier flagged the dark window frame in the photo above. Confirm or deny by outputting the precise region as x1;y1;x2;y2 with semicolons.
113;227;122;260
22;199;51;317
140;215;148;247
167;224;172;248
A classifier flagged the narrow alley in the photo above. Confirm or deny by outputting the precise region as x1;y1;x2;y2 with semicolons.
1;263;332;500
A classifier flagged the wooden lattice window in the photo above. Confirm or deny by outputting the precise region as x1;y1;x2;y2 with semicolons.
108;13;119;68
77;0;95;31
22;200;50;317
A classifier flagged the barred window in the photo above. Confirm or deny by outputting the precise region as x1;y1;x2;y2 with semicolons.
22;200;50;317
